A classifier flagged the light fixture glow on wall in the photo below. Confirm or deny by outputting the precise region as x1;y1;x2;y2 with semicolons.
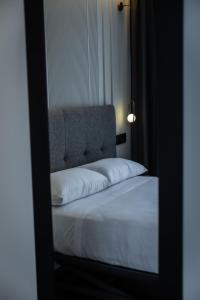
127;100;136;124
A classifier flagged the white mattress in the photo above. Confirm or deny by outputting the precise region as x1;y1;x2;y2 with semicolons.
52;176;159;273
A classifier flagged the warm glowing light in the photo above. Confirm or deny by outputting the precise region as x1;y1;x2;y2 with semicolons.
127;113;136;123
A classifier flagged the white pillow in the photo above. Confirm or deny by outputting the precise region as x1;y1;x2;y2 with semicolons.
81;158;147;185
51;167;109;206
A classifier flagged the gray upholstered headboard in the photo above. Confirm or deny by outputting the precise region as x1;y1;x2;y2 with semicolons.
48;105;116;172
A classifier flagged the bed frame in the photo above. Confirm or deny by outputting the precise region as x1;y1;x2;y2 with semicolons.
48;105;159;299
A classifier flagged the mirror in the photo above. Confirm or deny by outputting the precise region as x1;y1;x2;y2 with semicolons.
44;1;159;299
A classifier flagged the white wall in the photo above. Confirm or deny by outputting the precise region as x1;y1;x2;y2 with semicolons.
0;1;37;300
44;0;131;159
183;1;200;299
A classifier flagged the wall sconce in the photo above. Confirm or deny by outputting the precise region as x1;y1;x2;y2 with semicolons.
127;101;136;124
127;113;136;123
118;1;130;11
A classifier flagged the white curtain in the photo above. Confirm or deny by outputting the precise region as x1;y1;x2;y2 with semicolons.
44;0;131;158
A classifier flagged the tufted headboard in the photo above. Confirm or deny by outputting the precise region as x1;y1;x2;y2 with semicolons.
48;105;116;172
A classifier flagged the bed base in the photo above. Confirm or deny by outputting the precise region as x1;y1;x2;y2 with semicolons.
54;252;159;300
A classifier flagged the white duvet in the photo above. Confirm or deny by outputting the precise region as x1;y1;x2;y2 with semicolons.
52;176;159;273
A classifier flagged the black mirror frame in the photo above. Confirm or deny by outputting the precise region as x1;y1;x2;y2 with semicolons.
24;1;54;300
157;1;183;300
24;1;183;299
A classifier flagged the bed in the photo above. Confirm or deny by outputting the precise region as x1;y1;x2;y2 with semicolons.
49;105;159;299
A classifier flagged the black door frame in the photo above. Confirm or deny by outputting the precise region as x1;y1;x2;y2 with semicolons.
24;1;183;300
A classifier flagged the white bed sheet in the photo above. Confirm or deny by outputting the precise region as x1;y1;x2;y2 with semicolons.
52;176;159;273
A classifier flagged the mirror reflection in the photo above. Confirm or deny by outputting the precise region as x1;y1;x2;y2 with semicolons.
44;1;159;298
